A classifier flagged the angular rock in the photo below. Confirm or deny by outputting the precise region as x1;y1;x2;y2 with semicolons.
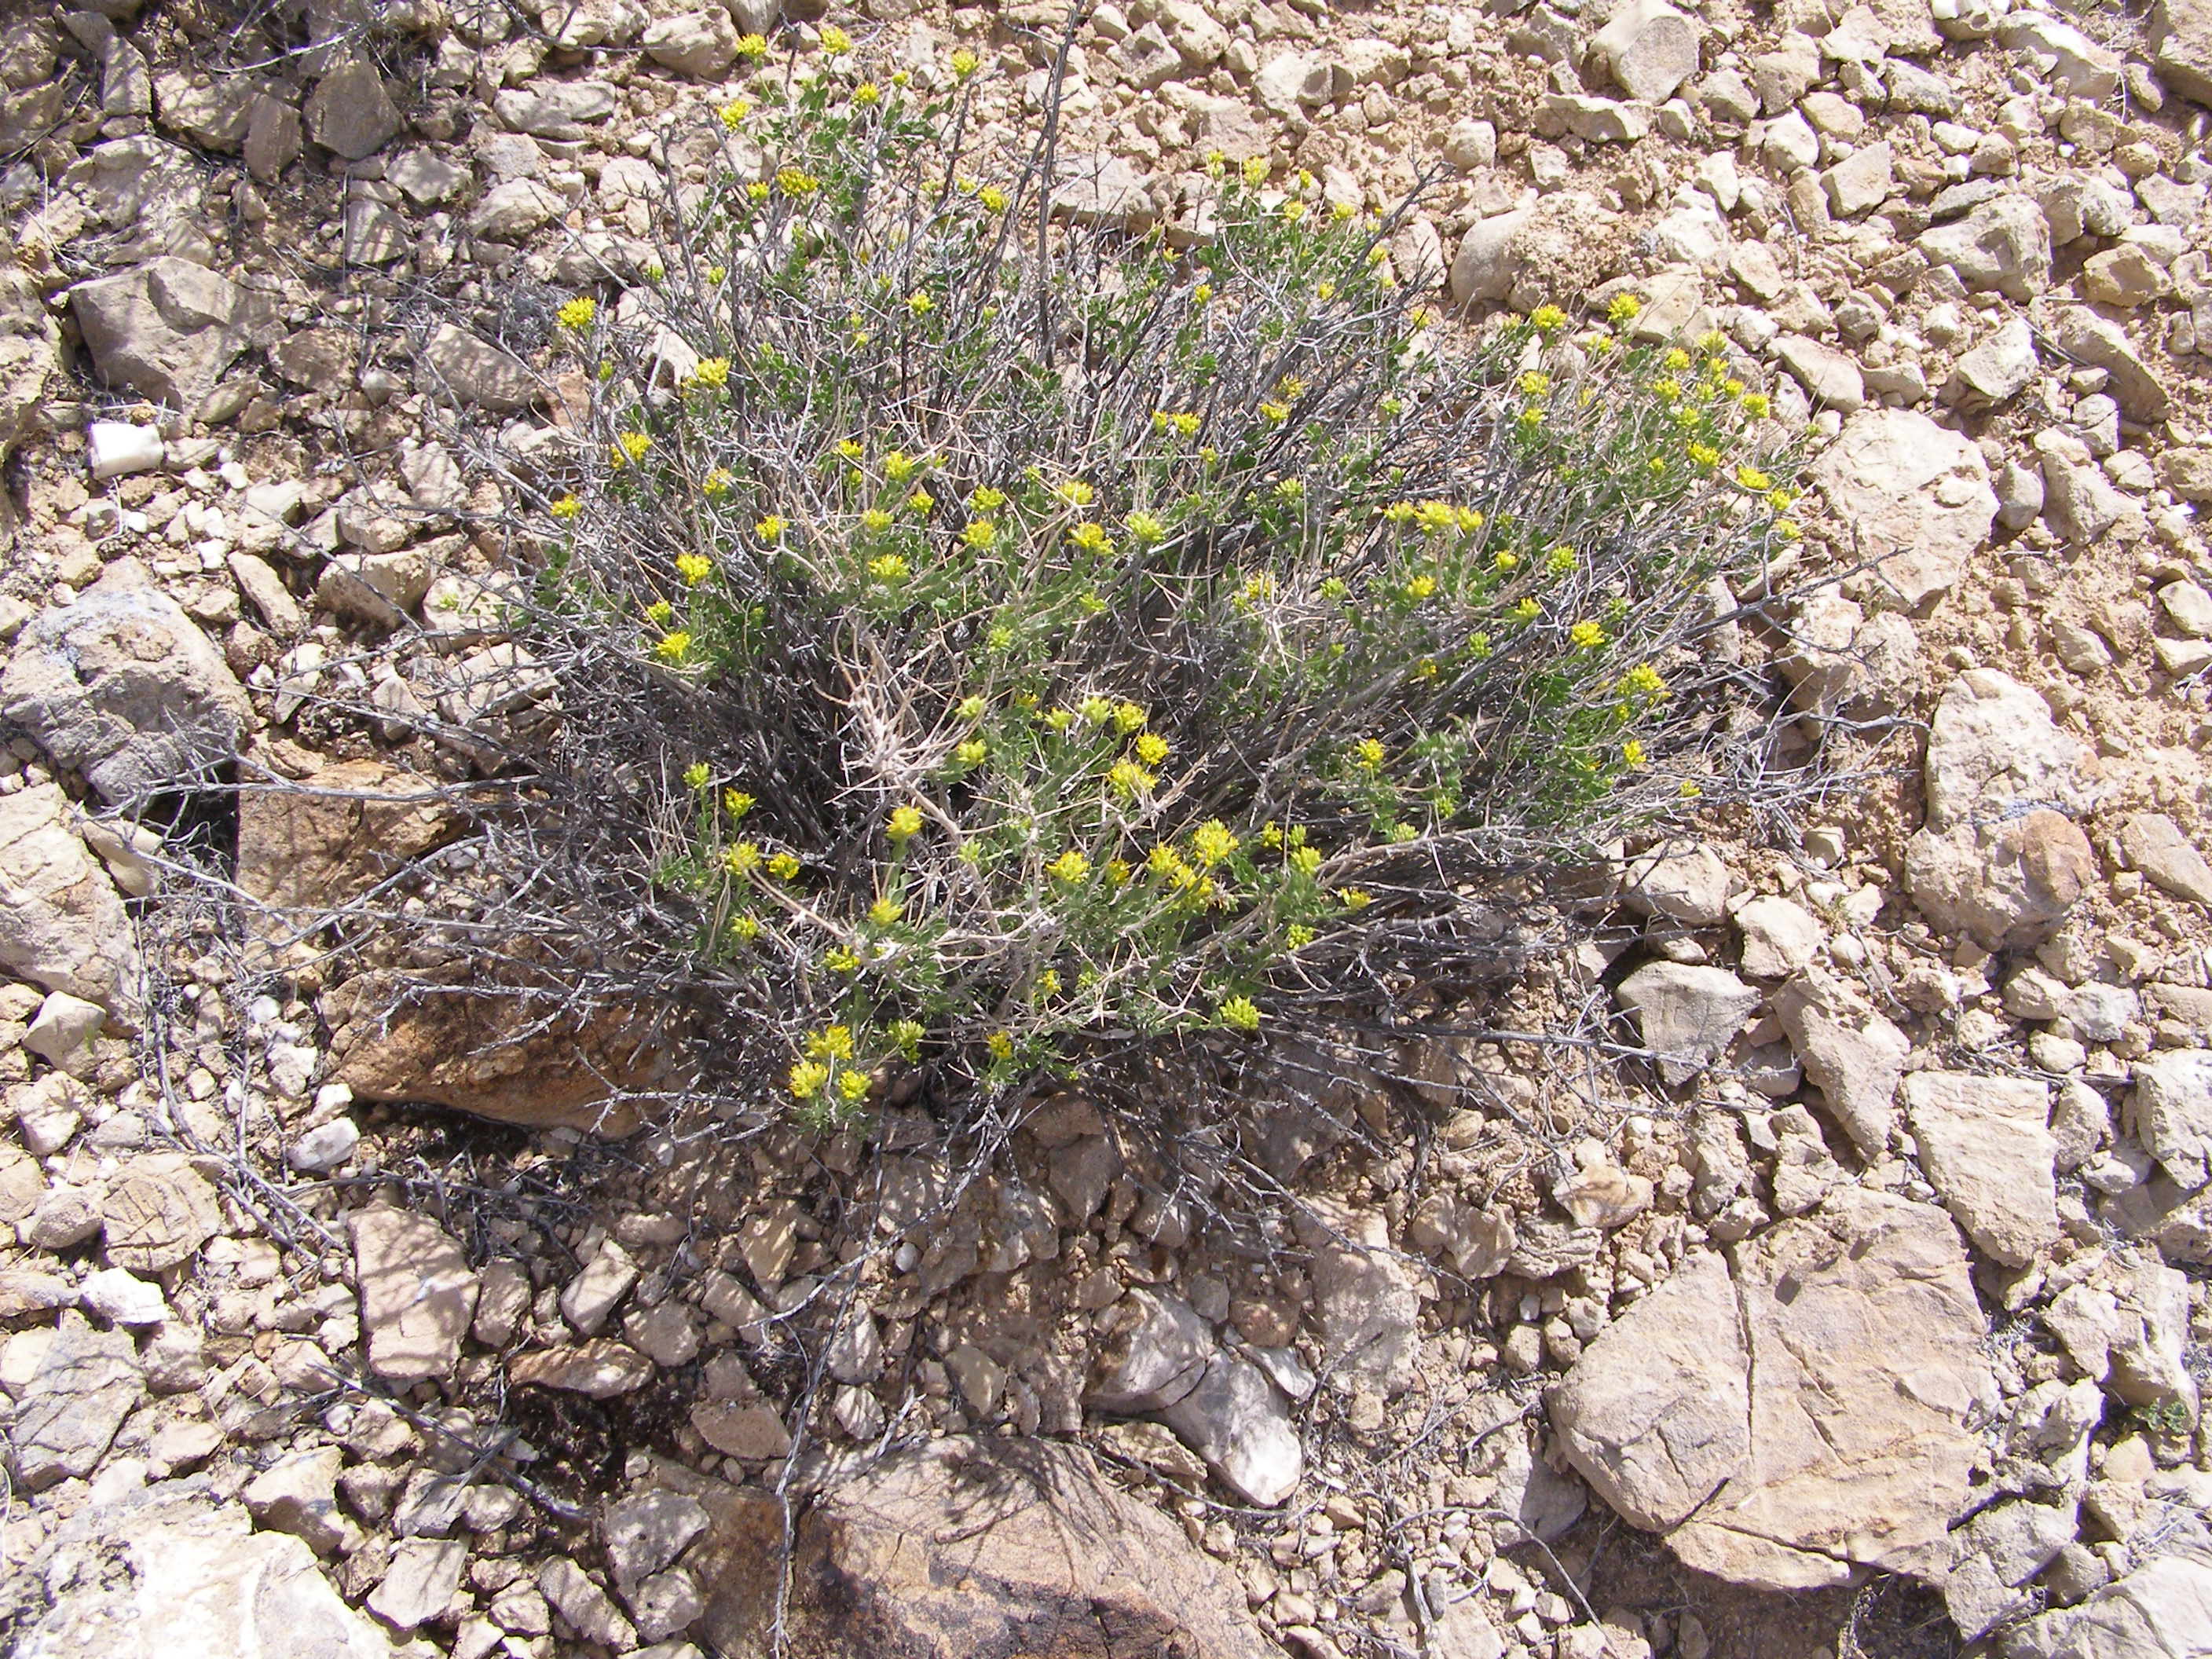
2049;306;2172;422
70;256;251;408
642;9;738;77
2126;1049;2212;1188
350;1205;478;1382
369;1537;467;1632
79;1265;167;1326
419;323;536;412
1666;1188;1994;1590
1809;408;1996;609
0;783;143;1016
1088;1290;1212;1412
1901;1072;2059;1266
1734;895;1822;978
1921;670;2093;834
2;558;252;806
1298;1198;1421;1394
1774;333;1866;411
1448;193;1618;312
606;1491;711;1598
1591;0;1703;104
236;761;456;916
244;1445;350;1555
2120;812;2212;906
102;1152;222;1272
782;1438;1274;1659
1549;1251;1748;1529
1999;1546;2212;1659
304;59;401;160
0;266;58;463
1915;195;2052;300
1772;969;1910;1156
493;80;619;139
1617;962;1760;1085
1159;1353;1303;1507
2151;0;2212;108
1950;317;2038;405
1906;808;2098;952
560;1239;638;1337
693;1399;790;1459
510;1340;654;1397
16;1486;390;1659
1623;842;1733;925
9;1313;141;1490
540;1558;635;1650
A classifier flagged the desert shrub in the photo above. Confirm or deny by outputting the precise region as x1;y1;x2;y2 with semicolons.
517;31;1806;1129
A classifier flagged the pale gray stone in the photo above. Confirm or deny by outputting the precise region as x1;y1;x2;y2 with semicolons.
1617;963;1760;1085
1901;1072;2059;1267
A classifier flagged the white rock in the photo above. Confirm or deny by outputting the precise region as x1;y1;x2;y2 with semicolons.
287;1117;360;1174
79;1265;169;1326
22;991;105;1064
1901;1072;2059;1267
2126;1050;2212;1188
1617;963;1760;1085
1591;0;1704;104
1809;408;1997;610
87;421;164;481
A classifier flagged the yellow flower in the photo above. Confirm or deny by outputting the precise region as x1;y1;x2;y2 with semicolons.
1518;370;1551;398
688;357;731;390
1240;156;1269;187
1530;303;1568;335
1686;441;1722;471
867;553;910;580
683;761;710;789
614;430;652;465
767;851;800;880
906;489;934;514
1775;518;1801;540
1046;849;1090;883
1339;887;1372;910
1317;280;1336;301
969;485;1005;512
654;630;692;663
789;1060;830;1098
1192;820;1238;866
890;1018;925;1057
961;518;997;550
1053;478;1094;507
1570;620;1606;650
884;805;925;844
1125;510;1166;544
747;181;771;202
854;80;881;105
819;24;852;53
1734;465;1773;492
1517;407;1544;431
1258;401;1291;423
1606;293;1643;324
736;31;768;58
978;185;1008;213
676;552;713;585
777;167;820;198
756;515;787;540
1288;844;1322;877
906;291;933;315
1192;282;1214;305
1622;739;1647;767
1281;200;1306;222
954;694;986;720
550;495;582;520
954;738;987;766
837;1070;870;1102
1133;731;1169;766
1619;664;1667;699
703;468;733;497
861;507;895;534
987;1031;1014;1060
950;46;982;78
1663;347;1692;372
1740;391;1771;418
824;946;861;974
1036;969;1060;998
720;98;752;129
557;295;597;330
725;840;761;875
1068;521;1110;553
1218;996;1262;1033
1106;759;1155;798
1287;923;1317;948
645;599;673;624
1545;544;1577;575
808;1024;856;1060
724;789;756;818
1512;597;1540;623
1353;738;1386;771
1403;573;1436;602
728;914;760;942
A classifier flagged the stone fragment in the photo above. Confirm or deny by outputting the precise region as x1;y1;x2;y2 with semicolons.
772;1438;1273;1659
1159;1353;1303;1506
642;9;737;76
1950;317;2038;405
1808;408;1996;609
606;1491;710;1597
1734;896;1822;978
288;1117;361;1172
2000;1547;2212;1659
70;256;251;408
2121;813;2212;906
2;558;251;806
102;1153;222;1272
1088;1291;1211;1412
1906;808;2097;951
420;323;536;411
510;1340;654;1397
1915;195;2051;299
24;991;104;1064
2151;0;2212;107
350;1205;478;1382
1548;1252;1748;1529
2126;1049;2212;1188
9;1314;141;1490
1298;1198;1421;1394
1822;142;1892;218
1544;93;1650;143
305;59;401;159
1901;1072;2059;1266
560;1239;638;1336
1774;333;1865;411
1623;843;1732;925
0;784;143;1016
2049;306;2171;423
236;760;456;914
79;1265;167;1326
88;420;163;479
1591;0;1703;103
692;1400;791;1459
540;1558;635;1650
1617;963;1760;1085
244;1445;350;1554
16;1487;390;1659
1448;193;1619;313
370;1537;467;1632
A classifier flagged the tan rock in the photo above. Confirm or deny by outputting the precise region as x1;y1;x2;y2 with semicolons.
350;1206;478;1382
1772;969;1910;1157
0;783;143;1020
235;760;457;915
509;1339;654;1397
1901;1072;2059;1266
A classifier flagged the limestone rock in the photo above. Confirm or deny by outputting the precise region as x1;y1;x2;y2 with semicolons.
783;1438;1275;1659
1159;1353;1303;1507
101;1153;222;1272
1088;1290;1212;1412
1901;1072;2059;1266
0;783;143;1017
0;266;58;463
1622;842;1733;925
1772;969;1909;1156
16;1485;390;1659
70;256;251;408
1915;195;2052;300
244;1446;351;1555
9;1313;141;1491
1672;1188;1993;1590
1548;1251;1748;1530
2;559;252;806
419;323;537;411
304;59;402;160
2119;812;2212;906
2126;1049;2212;1188
1298;1198;1422;1394
642;9;738;77
2151;0;2212;108
606;1490;710;1599
1448;193;1618;313
1591;0;1703;104
321;972;661;1135
369;1537;467;1632
235;761;456;915
1906;808;2098;951
510;1340;655;1397
1921;672;2093;833
1617;963;1759;1085
1809;408;1997;609
1998;1547;2212;1659
2049;306;2172;423
350;1205;478;1382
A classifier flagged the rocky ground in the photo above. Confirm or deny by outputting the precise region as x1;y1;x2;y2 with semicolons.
0;0;2210;1656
